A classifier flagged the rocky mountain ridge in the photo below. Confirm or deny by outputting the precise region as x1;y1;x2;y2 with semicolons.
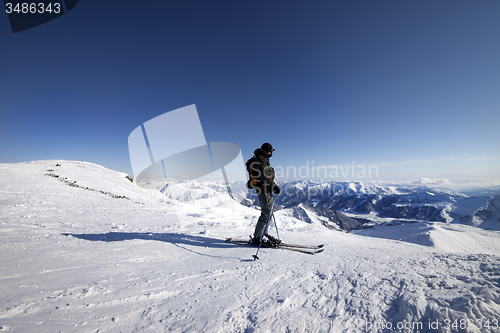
160;180;500;232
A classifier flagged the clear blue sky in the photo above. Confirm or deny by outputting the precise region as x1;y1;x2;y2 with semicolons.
1;0;499;190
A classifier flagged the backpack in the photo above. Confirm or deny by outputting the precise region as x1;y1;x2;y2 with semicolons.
245;156;260;189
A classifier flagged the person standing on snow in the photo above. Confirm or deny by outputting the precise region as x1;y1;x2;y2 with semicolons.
247;143;280;244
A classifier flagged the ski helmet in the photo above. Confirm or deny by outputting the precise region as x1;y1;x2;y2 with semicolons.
261;143;274;153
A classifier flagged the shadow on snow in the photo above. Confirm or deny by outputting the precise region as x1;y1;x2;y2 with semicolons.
62;232;238;249
62;232;262;261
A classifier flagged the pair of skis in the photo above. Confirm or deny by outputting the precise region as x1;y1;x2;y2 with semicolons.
236;194;323;259
225;237;324;255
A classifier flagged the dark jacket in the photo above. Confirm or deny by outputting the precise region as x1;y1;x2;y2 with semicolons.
249;148;277;194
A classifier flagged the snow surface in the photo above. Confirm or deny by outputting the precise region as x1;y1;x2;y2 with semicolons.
1;160;500;332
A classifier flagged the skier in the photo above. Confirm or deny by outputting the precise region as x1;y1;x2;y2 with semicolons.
248;143;281;245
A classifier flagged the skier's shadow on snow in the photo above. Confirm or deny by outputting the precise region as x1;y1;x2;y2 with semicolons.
62;232;253;261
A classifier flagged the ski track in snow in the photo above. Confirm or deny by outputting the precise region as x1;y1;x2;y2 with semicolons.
1;160;500;332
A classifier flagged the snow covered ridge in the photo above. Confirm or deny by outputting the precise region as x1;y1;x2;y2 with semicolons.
44;166;132;200
160;178;500;232
2;160;500;332
274;181;500;230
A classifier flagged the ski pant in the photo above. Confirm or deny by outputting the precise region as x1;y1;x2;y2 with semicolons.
253;192;274;240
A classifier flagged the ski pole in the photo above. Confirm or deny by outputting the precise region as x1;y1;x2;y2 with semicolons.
272;212;280;241
252;195;276;260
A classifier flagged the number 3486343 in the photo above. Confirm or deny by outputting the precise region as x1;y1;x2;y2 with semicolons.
5;3;61;14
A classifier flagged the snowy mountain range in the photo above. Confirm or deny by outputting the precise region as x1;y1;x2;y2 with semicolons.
160;179;500;232
1;160;500;332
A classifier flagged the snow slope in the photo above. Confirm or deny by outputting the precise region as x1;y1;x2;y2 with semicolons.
1;161;500;332
352;221;500;256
